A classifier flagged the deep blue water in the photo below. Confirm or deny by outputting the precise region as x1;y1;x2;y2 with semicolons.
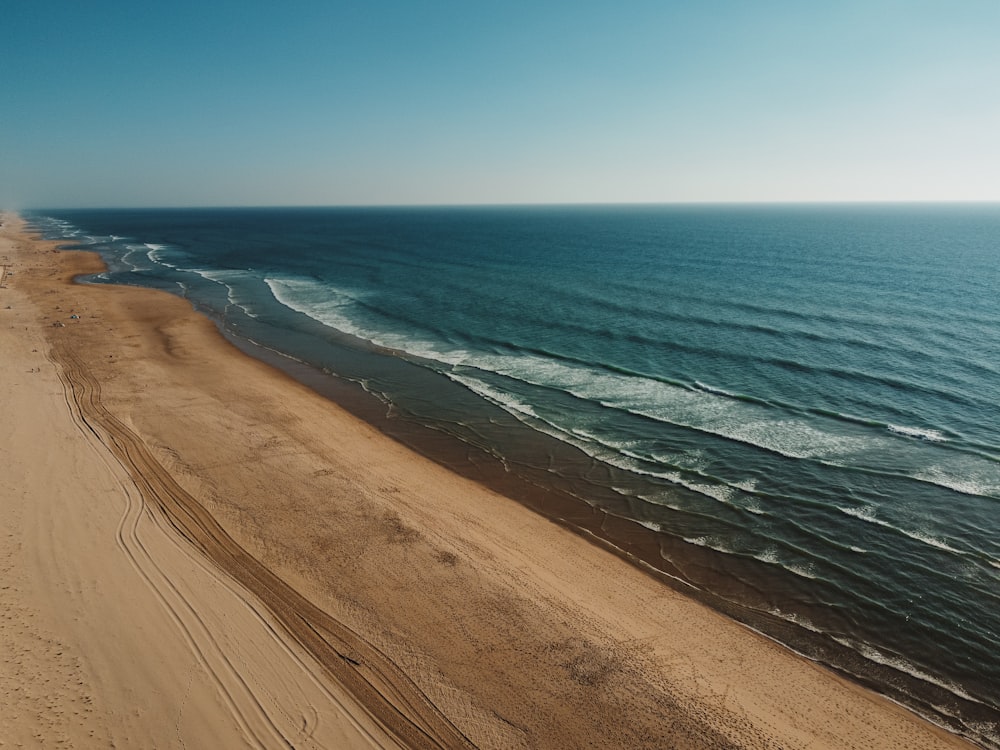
28;205;1000;747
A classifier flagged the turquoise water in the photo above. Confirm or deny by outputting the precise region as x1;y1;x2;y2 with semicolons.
29;205;1000;746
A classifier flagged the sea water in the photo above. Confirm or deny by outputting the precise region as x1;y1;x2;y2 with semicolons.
28;204;1000;747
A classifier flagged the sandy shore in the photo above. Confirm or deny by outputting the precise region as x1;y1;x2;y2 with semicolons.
0;212;977;749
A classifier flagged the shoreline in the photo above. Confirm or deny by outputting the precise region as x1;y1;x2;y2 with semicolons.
209;262;996;741
2;212;979;748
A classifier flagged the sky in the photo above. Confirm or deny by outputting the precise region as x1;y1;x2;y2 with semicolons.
2;0;999;208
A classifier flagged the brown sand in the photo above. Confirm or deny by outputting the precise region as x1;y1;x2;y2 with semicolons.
0;212;977;749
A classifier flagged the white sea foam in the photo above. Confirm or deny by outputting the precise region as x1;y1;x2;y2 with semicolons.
790;563;819;580
831;637;986;706
837;506;964;555
444;372;540;420
683;535;713;549
119;244;148;272
907;530;964;554
266;276;474;365
479;354;870;461
754;548;781;565
753;548;818;579
913;466;1000;499
888;424;948;442
694;381;739;398
966;723;1000;749
637;491;684;511
265;277;371;336
651;448;708;472
145;244;180;269
768;608;822;633
195;268;260;319
681;479;737;505
562;434;696;487
585;438;747;508
681;536;760;560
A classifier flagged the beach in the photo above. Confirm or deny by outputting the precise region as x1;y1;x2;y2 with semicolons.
0;211;977;748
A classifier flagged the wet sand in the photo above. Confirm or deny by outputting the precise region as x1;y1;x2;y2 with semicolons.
0;212;976;748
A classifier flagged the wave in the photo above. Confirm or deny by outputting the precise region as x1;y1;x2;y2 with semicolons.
615;327;988;418
119;244;150;272
265;272;995;433
753;548;819;580
683;535;730;552
836;506;965;555
561;276;937;362
451;359;868;463
811;406;962;440
474;368;1000;500
270;273;1000;440
888;423;948;441
464;375;1000;569
692;380;775;408
145;243;181;270
831;636;988;708
675;272;1000;351
192;268;261;319
264;274;1000;503
682;537;820;581
765;607;824;634
494;367;995;497
595;277;1000;398
265;276;467;364
913;466;1000;498
443;371;542;423
445;371;772;516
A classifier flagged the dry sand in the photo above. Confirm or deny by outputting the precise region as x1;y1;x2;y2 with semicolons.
0;212;977;749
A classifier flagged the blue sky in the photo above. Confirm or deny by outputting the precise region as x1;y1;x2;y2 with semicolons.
2;1;999;207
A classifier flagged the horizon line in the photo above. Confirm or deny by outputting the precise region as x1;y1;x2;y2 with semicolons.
10;199;1000;213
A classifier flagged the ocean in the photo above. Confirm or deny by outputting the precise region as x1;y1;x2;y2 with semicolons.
27;204;1000;747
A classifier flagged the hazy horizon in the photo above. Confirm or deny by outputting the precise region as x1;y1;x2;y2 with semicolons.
15;200;1000;213
4;1;999;209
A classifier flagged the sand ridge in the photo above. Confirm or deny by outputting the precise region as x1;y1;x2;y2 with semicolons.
1;213;978;749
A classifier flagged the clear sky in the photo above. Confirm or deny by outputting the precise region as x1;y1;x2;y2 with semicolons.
2;0;999;208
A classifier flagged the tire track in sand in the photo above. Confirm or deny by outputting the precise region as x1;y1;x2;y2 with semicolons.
48;348;292;749
52;344;475;750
